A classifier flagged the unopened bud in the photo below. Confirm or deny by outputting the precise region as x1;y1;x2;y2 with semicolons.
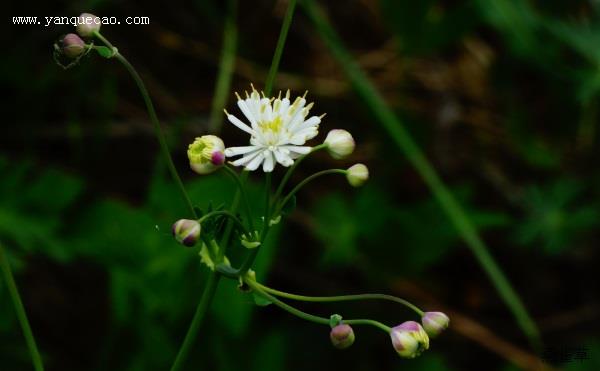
346;163;369;187
62;33;86;58
172;219;201;247
188;135;226;175
421;311;449;338
330;324;355;349
324;129;355;159
76;13;101;37
390;321;429;359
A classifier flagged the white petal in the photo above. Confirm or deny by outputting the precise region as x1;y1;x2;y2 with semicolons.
294;116;321;132
231;151;261;166
227;114;255;135
262;151;275;172
282;145;312;155
237;100;257;126
245;151;265;171
273;149;293;167
225;146;259;157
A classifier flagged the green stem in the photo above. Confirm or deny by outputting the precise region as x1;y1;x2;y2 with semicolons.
198;210;250;236
302;0;541;350
0;244;44;371
272;144;326;207
264;0;298;96
251;280;424;316
245;278;391;332
209;0;238;132
222;166;255;233
276;169;346;216
169;272;221;371
95;32;197;219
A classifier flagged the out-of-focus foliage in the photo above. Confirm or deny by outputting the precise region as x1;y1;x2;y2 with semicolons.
3;0;600;370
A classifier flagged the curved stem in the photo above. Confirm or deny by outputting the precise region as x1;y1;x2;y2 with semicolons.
198;210;250;236
251;280;424;316
222;166;255;233
170;272;221;371
302;0;541;351
276;169;346;216
272;144;326;208
245;278;391;332
236;173;272;275
264;0;298;96
0;244;44;371
95;32;197;219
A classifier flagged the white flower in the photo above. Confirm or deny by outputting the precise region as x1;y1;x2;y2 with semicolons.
224;85;324;172
324;129;355;159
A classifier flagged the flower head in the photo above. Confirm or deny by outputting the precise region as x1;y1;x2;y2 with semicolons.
61;33;86;58
224;85;323;172
76;13;101;37
390;321;430;359
346;164;369;187
421;311;449;338
324;129;355;159
330;324;355;349
188;135;225;175
172;219;201;247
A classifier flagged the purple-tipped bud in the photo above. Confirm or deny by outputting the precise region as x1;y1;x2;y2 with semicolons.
76;13;101;37
330;324;355;349
421;311;449;338
62;33;86;58
211;151;225;166
172;219;201;247
390;321;429;359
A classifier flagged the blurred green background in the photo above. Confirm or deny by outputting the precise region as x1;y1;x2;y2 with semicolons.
3;0;600;370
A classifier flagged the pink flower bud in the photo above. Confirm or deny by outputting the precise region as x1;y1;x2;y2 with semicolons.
330;324;355;349
62;33;85;58
390;321;429;358
421;311;449;338
172;219;201;247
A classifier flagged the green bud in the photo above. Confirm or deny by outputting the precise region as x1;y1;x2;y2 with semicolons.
346;163;369;187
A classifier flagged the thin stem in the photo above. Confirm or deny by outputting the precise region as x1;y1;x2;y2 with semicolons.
302;0;541;350
251;280;424;316
246;278;391;332
0;244;44;371
272;144;326;207
169;272;221;371
96;38;197;219
222;166;255;233
198;210;250;236
264;0;298;95
209;0;238;132
276;169;346;216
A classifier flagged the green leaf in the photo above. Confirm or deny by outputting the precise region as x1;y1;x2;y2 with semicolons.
252;292;272;307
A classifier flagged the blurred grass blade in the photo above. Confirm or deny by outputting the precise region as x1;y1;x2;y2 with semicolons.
209;0;238;132
301;0;541;350
0;243;45;371
265;0;298;96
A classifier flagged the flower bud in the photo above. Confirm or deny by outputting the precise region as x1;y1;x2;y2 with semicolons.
346;163;369;187
421;311;449;338
172;219;201;247
324;129;355;159
390;321;429;359
76;13;101;37
188;135;226;175
330;324;355;349
61;33;86;58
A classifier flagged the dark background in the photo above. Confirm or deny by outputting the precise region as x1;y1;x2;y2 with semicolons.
3;0;600;370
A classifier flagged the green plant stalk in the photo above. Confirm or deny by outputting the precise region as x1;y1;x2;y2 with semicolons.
302;0;541;350
198;210;250;236
245;278;391;332
0;244;44;371
272;144;326;206
93;31;197;220
264;0;298;96
169;272;221;371
276;169;346;216
209;0;238;132
250;280;424;316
